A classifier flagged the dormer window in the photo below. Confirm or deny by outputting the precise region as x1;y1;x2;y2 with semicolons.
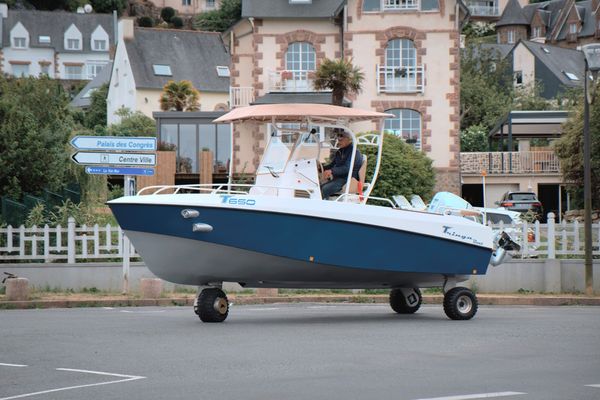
93;39;106;51
569;23;578;34
216;66;230;77
13;37;27;48
532;26;542;38
153;64;172;76
67;38;81;50
289;0;312;3
39;35;51;44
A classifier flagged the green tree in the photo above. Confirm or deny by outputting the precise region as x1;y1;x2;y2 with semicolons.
360;133;435;201
159;80;200;112
460;44;513;131
107;108;156;136
90;0;127;14
0;76;74;199
313;58;364;106
138;16;155;27
555;95;600;207
84;83;109;129
460;124;488;152
193;0;241;32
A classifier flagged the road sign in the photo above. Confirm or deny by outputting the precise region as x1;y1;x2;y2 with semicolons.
71;152;156;166
85;167;155;176
70;136;156;152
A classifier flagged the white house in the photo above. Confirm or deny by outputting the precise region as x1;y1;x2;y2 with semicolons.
106;19;230;124
0;5;114;80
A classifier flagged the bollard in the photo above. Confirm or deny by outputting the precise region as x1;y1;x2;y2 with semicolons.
256;288;278;297
140;278;163;299
6;278;29;301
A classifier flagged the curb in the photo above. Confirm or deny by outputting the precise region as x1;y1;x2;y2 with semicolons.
1;294;599;309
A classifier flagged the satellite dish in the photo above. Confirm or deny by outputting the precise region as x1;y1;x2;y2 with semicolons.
84;4;93;13
76;6;85;13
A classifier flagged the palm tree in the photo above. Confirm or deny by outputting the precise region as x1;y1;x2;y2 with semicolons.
313;58;364;106
159;80;200;111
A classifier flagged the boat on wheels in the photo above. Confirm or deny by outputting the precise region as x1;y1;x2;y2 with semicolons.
108;104;517;323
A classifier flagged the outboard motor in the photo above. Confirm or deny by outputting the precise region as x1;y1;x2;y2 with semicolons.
490;231;521;266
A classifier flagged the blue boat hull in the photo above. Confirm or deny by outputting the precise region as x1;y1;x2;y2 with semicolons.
109;202;492;288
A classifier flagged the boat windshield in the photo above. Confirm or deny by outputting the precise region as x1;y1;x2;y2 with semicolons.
257;125;326;175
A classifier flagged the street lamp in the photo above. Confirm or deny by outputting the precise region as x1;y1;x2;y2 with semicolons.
581;44;600;296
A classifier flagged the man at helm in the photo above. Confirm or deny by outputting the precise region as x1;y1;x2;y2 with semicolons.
320;130;363;199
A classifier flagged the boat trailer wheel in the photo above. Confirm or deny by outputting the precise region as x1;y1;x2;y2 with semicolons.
443;287;478;320
195;288;229;323
389;288;422;314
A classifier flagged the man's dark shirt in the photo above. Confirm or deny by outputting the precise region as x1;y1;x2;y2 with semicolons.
324;144;363;180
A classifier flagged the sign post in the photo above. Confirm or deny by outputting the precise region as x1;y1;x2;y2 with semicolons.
70;136;157;294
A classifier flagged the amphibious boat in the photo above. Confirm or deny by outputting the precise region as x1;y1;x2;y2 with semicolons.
108;104;516;322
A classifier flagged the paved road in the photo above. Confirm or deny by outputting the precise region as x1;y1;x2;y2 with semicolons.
0;303;599;400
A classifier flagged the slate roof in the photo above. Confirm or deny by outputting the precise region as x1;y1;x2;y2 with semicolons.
520;40;584;87
1;9;114;52
252;92;351;106
70;61;112;108
496;0;529;27
242;0;346;18
125;28;230;92
556;0;595;40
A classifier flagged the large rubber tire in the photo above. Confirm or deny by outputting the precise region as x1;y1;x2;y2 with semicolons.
196;288;229;323
443;287;478;320
389;288;422;314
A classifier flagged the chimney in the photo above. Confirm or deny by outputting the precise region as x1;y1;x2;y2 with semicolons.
0;3;8;18
119;18;135;41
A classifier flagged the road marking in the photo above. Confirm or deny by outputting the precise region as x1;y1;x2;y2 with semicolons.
585;384;600;388
0;368;146;400
119;310;165;314
413;391;526;400
102;307;114;310
245;307;280;311
0;363;27;367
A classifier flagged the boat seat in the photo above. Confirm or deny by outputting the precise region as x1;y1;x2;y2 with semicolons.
338;155;367;197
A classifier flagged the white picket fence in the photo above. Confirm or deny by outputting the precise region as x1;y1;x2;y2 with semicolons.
0;218;138;263
0;214;598;263
489;213;600;259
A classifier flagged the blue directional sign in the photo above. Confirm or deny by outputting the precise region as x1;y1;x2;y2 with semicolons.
71;136;156;152
85;167;155;176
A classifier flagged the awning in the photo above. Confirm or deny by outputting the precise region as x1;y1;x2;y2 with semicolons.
489;110;570;139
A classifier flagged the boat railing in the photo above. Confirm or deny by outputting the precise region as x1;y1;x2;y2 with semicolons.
136;183;313;198
334;193;396;208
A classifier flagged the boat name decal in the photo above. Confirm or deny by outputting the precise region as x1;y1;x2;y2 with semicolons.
443;226;483;246
220;195;256;206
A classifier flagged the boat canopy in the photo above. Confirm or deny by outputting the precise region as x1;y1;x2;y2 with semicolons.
213;104;393;124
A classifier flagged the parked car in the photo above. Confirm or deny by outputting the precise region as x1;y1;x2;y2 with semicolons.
496;191;543;219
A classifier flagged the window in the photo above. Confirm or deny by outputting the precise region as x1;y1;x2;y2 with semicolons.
421;0;439;11
285;42;316;91
93;39;106;51
65;65;84;79
383;0;419;10
12;64;29;77
39;35;51;44
67;38;80;50
40;64;50;76
13;37;26;48
532;26;542;38
289;0;312;3
569;23;578;34
383;38;419;92
205;0;215;7
153;64;172;76
564;71;579;81
507;30;515;44
182;0;191;5
216;66;230;77
362;0;381;11
87;62;107;79
514;70;523;86
384;109;422;150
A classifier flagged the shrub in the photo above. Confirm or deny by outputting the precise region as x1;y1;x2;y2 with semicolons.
137;16;154;27
160;6;176;23
171;16;184;29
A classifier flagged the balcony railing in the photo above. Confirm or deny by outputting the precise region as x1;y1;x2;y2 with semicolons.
467;3;499;16
383;0;419;10
268;70;327;93
460;151;561;175
376;65;424;94
230;86;254;108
